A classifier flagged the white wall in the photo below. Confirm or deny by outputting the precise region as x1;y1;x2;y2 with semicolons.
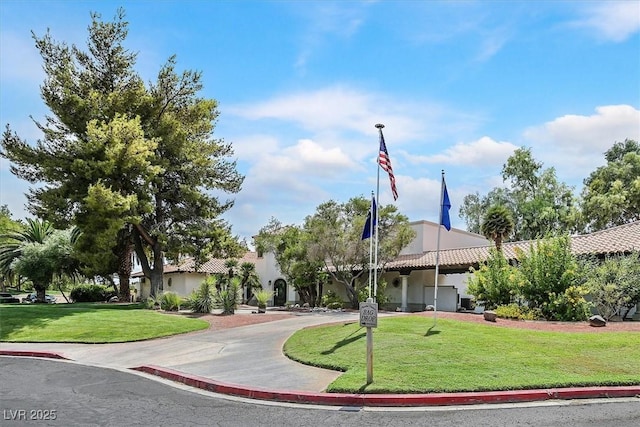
400;221;488;255
163;272;209;296
323;269;465;312
424;286;458;312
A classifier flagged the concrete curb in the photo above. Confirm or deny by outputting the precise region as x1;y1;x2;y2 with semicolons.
3;351;639;407
0;350;70;360
132;364;640;407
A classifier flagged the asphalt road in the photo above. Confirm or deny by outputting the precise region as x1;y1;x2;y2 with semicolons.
2;357;639;427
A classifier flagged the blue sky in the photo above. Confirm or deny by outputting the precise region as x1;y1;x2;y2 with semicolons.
1;1;639;243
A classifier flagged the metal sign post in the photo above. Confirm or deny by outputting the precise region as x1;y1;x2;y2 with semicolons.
359;298;378;384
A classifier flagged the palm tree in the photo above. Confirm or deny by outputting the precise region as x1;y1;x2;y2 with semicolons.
0;219;81;302
223;259;238;288
239;261;261;303
0;218;54;285
481;205;514;252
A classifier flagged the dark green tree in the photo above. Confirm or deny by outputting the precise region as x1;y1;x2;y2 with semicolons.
303;196;415;308
459;147;580;240
254;218;323;307
1;9;243;298
459;188;512;234
581;139;640;231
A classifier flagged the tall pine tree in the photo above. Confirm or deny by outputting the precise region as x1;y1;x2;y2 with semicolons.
1;9;243;298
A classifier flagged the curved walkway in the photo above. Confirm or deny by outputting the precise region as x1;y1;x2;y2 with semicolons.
1;309;639;407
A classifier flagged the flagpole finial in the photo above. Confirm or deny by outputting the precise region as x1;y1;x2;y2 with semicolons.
375;123;385;129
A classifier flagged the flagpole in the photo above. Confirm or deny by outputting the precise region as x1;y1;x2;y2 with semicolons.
433;170;445;327
368;191;374;299
374;124;384;298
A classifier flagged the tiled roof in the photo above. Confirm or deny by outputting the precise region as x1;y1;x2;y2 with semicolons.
386;221;640;270
134;221;639;277
160;252;259;275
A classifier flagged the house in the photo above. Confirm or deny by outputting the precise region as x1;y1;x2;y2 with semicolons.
133;220;640;314
134;250;296;305
381;220;640;313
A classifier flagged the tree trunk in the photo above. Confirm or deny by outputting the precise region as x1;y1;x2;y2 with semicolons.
344;282;359;309
35;284;46;303
132;226;164;299
316;282;324;306
117;241;133;302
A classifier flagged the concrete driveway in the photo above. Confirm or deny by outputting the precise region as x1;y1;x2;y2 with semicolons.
1;310;361;392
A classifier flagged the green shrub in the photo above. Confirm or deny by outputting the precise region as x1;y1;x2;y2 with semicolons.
495;304;538;320
543;285;591;321
144;297;158;310
357;279;390;305
70;284;113;302
516;235;579;319
217;279;241;315
583;252;640;320
321;290;344;308
186;277;217;313
159;292;182;311
467;248;518;310
254;289;273;308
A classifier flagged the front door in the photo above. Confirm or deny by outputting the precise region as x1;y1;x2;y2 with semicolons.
273;279;287;306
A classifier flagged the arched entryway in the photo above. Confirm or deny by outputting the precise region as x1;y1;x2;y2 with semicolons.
273;279;287;306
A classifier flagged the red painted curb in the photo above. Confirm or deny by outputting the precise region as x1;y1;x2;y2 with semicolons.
0;350;70;360
132;365;640;407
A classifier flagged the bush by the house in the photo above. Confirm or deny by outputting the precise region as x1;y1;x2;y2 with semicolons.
467;248;518;310
468;235;597;321
322;290;344;308
159;292;183;311
186;277;217;313
494;304;539;320
216;279;241;315
144;296;158;310
253;289;273;308
583;252;640;320
542;285;591;321
70;284;113;302
516;235;584;320
357;279;390;305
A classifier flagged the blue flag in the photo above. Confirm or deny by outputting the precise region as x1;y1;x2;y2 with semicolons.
441;181;451;231
361;196;377;240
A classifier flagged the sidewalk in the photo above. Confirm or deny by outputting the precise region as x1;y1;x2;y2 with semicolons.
2;309;639;407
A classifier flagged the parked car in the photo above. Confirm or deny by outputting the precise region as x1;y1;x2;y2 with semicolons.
0;292;20;303
22;293;57;303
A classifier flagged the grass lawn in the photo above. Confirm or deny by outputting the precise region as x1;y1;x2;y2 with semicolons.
284;316;640;393
0;303;209;343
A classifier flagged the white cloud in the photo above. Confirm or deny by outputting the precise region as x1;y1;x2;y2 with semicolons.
524;104;640;179
228;137;357;215
409;137;518;167
398;175;467;228
228;86;419;138
227;85;481;145
290;2;370;71
231;134;280;161
251;138;357;179
572;2;640;42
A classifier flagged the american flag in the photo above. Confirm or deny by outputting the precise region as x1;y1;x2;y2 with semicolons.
378;130;398;200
